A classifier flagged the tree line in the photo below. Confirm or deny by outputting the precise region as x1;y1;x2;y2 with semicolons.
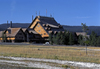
49;23;100;46
49;31;100;46
49;31;77;45
78;31;100;46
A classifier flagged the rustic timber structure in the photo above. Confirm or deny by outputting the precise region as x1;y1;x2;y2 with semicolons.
5;27;25;42
28;16;64;37
0;16;65;42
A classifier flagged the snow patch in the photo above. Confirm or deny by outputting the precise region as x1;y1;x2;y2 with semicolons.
0;56;100;68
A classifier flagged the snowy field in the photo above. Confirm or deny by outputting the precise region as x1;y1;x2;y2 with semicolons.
0;56;100;69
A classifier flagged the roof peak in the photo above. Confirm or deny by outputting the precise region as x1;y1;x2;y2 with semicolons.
36;16;54;19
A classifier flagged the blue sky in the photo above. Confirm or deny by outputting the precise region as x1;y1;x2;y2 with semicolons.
0;0;100;26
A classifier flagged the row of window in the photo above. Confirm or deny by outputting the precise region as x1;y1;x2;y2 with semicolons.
40;33;46;36
37;24;47;35
38;30;46;35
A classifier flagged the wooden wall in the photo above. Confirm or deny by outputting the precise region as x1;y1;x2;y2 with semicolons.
34;23;49;38
7;37;15;40
15;29;25;40
30;18;40;29
0;38;2;40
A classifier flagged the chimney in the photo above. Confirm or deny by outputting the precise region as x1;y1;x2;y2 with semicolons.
10;21;12;28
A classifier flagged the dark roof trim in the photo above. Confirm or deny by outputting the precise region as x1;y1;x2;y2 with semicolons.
28;16;38;29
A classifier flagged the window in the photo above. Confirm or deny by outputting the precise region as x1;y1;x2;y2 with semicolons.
38;30;41;32
37;25;39;27
44;33;46;35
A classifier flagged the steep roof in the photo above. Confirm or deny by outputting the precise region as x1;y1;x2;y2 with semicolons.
39;16;64;33
29;16;64;34
39;16;59;26
6;27;21;37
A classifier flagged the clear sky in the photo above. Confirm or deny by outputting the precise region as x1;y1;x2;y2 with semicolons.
0;0;100;26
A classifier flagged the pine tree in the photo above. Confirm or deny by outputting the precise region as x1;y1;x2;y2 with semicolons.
78;35;84;45
52;35;56;44
69;33;74;45
64;31;70;45
90;31;97;46
58;31;65;45
55;33;59;45
60;33;65;44
97;36;100;46
49;33;53;45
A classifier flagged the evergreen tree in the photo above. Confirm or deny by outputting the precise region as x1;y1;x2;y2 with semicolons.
52;31;68;45
89;31;97;46
56;33;60;45
78;35;84;45
52;35;56;44
69;33;74;45
64;31;70;45
60;33;64;44
97;36;100;46
59;32;65;45
49;33;53;45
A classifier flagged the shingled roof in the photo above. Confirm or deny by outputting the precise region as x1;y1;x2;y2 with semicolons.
6;27;21;37
29;16;64;34
40;16;64;33
39;16;59;25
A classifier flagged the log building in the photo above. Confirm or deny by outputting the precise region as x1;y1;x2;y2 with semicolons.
0;16;65;42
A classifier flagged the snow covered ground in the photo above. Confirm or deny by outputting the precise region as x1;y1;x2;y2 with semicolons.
0;59;63;69
0;56;100;69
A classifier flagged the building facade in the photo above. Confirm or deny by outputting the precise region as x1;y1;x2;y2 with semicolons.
0;16;65;42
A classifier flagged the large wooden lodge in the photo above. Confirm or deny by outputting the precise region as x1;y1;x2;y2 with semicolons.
0;16;65;42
